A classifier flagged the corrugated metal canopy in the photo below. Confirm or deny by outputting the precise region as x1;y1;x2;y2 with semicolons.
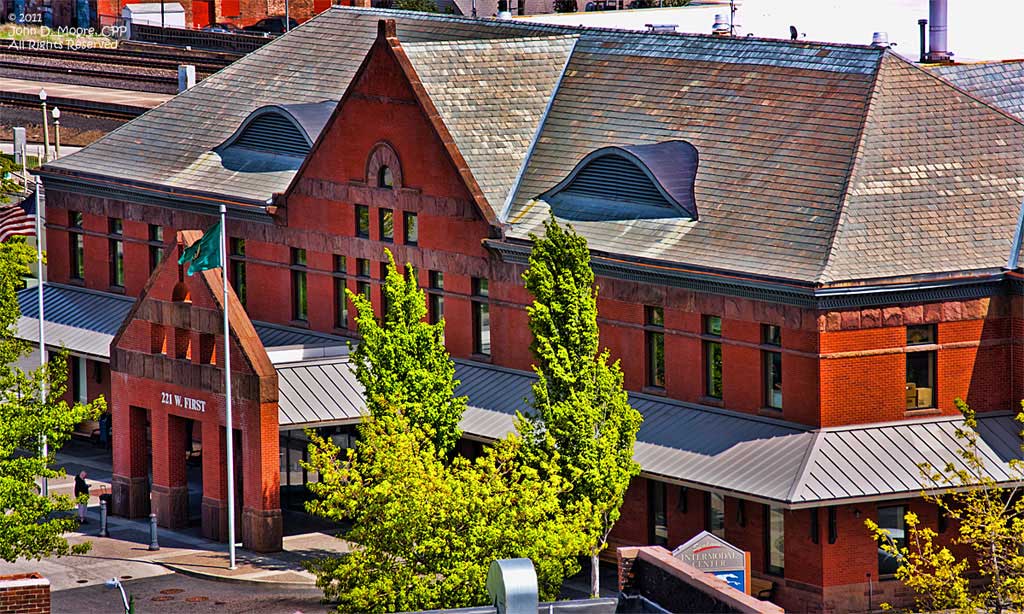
279;356;1024;507
14;284;345;357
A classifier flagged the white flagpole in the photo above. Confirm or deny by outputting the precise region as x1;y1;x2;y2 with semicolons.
220;203;236;569
31;147;48;498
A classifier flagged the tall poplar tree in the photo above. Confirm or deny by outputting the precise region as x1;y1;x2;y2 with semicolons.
346;249;465;455
0;239;105;562
519;215;643;597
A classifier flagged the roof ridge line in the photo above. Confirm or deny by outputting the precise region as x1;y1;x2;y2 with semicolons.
814;50;887;285
784;429;827;503
498;36;578;223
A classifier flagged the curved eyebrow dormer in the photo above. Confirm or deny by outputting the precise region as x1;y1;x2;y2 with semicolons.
218;101;337;158
539;140;699;221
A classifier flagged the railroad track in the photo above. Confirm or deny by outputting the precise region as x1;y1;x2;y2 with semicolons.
0;41;230;73
0;90;145;120
0;59;177;86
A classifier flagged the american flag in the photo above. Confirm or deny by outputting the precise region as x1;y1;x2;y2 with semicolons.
0;193;36;243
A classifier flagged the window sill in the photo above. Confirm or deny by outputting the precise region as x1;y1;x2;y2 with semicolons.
107;286;125;294
289;320;310;329
758;407;783;417
700;396;724;407
66;278;85;286
470;353;492;364
905;407;940;416
642;386;666;396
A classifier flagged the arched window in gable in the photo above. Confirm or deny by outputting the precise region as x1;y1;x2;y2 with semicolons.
366;142;403;190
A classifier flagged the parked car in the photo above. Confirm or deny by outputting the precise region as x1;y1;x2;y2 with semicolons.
202;22;242;34
242;16;299;35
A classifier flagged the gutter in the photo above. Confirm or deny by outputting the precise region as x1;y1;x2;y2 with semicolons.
36;168;275;223
486;239;1008;310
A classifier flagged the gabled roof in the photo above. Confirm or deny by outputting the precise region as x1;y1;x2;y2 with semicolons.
40;7;1024;287
402;35;575;218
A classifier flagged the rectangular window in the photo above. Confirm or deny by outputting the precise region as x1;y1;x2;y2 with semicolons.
68;212;84;280
473;278;490;356
906;325;937;410
810;508;820;544
404;211;418;245
677;486;689;513
148;224;164;273
72;356;87;404
704;315;722;399
356;258;370;278
291;248;307;322
645;306;665;389
355;205;370;238
767;507;785;576
379;209;394;243
877;505;906;576
333;255;347;329
429;270;444;290
229;238;246;306
763;324;782;410
356;280;371;301
108;218;124;288
706;492;725;538
648;480;668;546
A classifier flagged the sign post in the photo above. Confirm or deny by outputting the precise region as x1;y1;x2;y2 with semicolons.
672;531;751;595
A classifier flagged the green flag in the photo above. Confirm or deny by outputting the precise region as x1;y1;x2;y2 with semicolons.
178;221;222;276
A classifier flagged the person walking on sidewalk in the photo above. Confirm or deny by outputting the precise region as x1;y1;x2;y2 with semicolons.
74;471;89;524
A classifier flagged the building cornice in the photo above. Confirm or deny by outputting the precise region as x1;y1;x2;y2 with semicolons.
486;239;1009;309
38;171;275;223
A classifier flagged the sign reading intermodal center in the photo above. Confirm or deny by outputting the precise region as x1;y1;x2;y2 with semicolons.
672;531;751;594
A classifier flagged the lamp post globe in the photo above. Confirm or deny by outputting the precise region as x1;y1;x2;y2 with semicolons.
38;89;50;163
51;107;61;159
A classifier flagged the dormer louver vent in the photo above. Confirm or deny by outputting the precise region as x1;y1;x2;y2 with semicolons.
540;140;699;222
233;112;310;157
217;101;337;161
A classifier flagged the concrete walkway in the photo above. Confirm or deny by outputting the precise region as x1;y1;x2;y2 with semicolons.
0;439;350;592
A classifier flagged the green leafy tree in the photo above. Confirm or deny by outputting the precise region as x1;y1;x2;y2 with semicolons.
866;399;1024;613
393;0;438;12
305;408;589;612
346;249;465;455
0;239;105;562
518;215;643;597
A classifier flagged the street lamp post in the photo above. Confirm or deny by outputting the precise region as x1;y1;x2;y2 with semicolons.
38;89;50;164
51;107;60;160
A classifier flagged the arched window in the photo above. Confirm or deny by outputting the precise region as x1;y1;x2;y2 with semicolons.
366;142;402;189
378;165;394;189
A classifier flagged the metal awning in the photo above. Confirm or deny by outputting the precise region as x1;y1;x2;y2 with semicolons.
280;355;1024;508
14;284;348;358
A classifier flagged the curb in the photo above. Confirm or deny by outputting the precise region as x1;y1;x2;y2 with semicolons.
159;561;317;587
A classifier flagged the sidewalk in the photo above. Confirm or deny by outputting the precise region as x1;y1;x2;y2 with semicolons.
0;439;351;593
0;507;351;592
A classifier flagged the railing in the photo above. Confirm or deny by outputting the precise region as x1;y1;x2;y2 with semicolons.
129;23;272;53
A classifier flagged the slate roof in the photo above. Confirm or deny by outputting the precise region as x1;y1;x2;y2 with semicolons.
402;35;575;215
930;60;1024;122
271;354;1024;506
41;7;1024;286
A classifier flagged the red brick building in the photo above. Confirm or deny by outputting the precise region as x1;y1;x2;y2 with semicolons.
30;7;1024;612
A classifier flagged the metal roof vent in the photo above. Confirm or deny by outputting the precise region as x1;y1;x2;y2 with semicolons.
712;14;730;36
217;101;337;159
539;140;699;222
486;559;538;614
871;32;890;48
646;23;677;34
